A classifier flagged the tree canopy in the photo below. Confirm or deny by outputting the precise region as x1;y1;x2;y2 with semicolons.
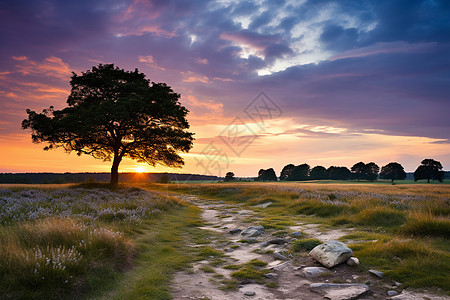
379;162;406;183
310;165;327;180
351;162;379;181
256;168;277;181
22;64;194;185
224;172;235;182
414;159;444;183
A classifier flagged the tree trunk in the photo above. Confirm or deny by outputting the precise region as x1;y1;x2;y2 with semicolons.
427;178;430;183
391;178;394;183
110;154;122;186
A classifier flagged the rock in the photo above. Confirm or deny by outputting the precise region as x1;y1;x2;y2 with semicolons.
260;241;270;248
240;279;255;285
273;251;289;261
218;200;224;204
299;267;329;278
290;231;302;238
346;257;360;266
241;225;264;237
394;281;402;287
368;269;384;278
245;238;259;244
387;290;399;296
310;283;370;300
253;201;272;208
264;273;278;279
271;261;292;271
309;240;353;268
229;228;242;234
224;248;234;252
390;289;450;300
268;238;287;245
244;291;256;296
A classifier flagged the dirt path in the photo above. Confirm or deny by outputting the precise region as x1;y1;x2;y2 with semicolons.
169;195;447;300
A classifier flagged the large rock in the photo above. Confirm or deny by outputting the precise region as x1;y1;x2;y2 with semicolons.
310;283;369;300
309;240;353;268
241;225;264;237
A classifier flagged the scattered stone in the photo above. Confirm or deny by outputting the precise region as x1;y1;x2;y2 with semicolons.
240;279;255;285
310;283;370;300
273;251;289;261
368;269;384;278
299;267;329;278
271;261;292;271
387;290;399;296
264;273;278;279
259;241;270;248
309;240;353;268
290;231;303;238
345;279;351;283
229;228;242;234
390;289;450;300
268;238;287;245
241;225;265;237
253;201;272;208
218;200;224;204
244;291;256;296
352;275;359;280
346;257;360;266
224;248;233;252
394;281;402;287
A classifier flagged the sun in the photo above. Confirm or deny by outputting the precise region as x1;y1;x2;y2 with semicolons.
135;166;146;173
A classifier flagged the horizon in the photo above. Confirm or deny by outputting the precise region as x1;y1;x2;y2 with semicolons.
1;0;449;177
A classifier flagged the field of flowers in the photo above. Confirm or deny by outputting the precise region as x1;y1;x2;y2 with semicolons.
0;186;184;299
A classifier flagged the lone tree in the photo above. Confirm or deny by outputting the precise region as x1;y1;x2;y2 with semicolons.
414;159;444;183
22;64;194;186
224;172;235;182
379;162;406;183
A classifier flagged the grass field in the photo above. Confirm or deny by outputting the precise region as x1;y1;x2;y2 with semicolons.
0;183;212;299
1;180;449;298
153;180;450;293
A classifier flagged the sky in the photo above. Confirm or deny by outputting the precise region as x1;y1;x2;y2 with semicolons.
0;0;449;177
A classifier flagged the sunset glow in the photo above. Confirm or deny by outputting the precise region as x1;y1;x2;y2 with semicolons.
1;0;449;177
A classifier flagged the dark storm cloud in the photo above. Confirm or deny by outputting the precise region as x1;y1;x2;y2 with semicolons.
0;0;449;142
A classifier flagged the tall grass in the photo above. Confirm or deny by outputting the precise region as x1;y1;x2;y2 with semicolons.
0;186;184;299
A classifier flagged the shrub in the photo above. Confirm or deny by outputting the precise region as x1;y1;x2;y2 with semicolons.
400;212;450;238
354;207;406;227
291;238;322;252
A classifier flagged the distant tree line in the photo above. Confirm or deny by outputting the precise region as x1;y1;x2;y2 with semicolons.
255;159;446;183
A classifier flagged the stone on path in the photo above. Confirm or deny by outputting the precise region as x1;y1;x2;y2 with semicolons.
310;283;369;300
264;273;278;279
390;289;450;300
368;269;384;278
243;291;256;296
253;202;272;208
299;267;329;278
241;225;265;237
290;231;302;238
268;238;287;245
387;290;399;297
229;228;242;234
273;251;289;261
309;240;353;268
346;257;360;266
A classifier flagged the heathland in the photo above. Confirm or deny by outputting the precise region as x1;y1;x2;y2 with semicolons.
0;181;449;299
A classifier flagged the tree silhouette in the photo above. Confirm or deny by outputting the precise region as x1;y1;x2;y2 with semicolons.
366;162;380;181
286;164;310;181
414;159;444;183
22;64;194;185
327;166;351;180
379;162;406;183
351;162;367;181
280;164;295;180
256;168;277;181
224;172;235;182
310;165;327;180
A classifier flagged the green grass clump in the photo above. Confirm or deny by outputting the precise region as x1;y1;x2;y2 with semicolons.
231;267;268;280
351;238;450;291
354;207;406;227
291;238;322;252
247;259;268;267
400;212;450;238
290;200;346;217
197;247;225;259
199;266;215;273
